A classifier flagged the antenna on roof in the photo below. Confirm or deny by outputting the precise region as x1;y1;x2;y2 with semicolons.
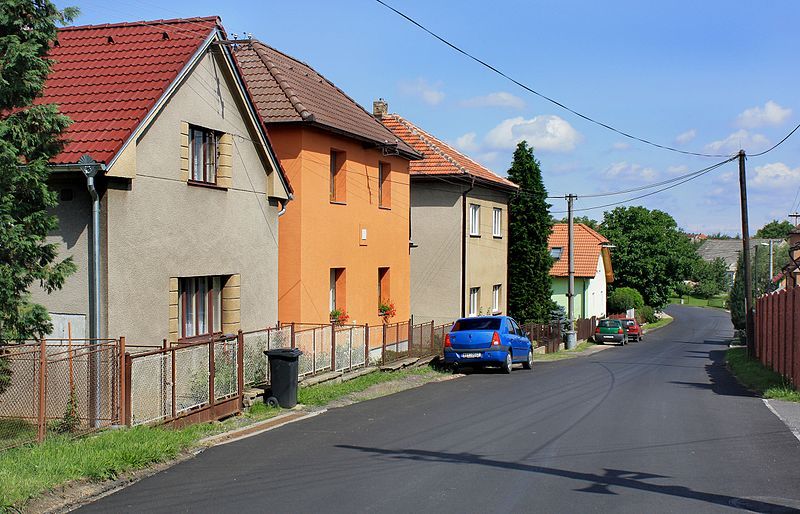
232;33;239;40
790;212;800;226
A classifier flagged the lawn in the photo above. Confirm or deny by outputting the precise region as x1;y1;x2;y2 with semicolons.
298;367;444;406
669;295;727;309
726;347;800;402
643;316;674;332
536;341;597;361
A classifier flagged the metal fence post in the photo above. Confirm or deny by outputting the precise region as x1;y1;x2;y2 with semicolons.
124;352;132;426
430;321;435;355
209;339;216;408
118;336;126;425
364;323;370;366
171;346;177;420
382;323;387;366
291;322;296;349
37;338;47;443
408;318;414;357
331;322;337;371
237;330;245;407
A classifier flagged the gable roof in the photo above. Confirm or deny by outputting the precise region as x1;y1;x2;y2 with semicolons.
548;223;613;279
697;238;781;272
233;42;419;160
380;114;518;191
42;17;221;165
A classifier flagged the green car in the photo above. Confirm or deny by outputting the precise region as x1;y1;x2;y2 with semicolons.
594;319;628;345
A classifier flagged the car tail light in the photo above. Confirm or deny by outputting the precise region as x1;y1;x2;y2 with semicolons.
618;328;624;334
491;331;501;346
444;334;451;347
595;327;600;334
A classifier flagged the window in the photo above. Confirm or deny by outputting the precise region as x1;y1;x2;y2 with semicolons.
468;287;480;316
378;162;391;208
492;284;501;313
492;208;502;238
469;204;480;236
330;150;346;202
179;276;222;339
452;318;500;331
189;126;219;184
378;267;390;304
549;247;563;260
330;268;346;312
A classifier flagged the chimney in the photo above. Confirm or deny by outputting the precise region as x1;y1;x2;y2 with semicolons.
373;98;388;120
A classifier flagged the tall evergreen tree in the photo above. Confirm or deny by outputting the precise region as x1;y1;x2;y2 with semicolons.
0;0;77;349
729;251;746;330
507;141;555;323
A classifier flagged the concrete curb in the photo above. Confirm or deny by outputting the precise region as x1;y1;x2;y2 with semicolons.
763;399;800;444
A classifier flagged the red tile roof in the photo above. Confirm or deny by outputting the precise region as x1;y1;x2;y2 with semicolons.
41;17;221;164
549;223;610;278
380;114;518;191
234;42;419;159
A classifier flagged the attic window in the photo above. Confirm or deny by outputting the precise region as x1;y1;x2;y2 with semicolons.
550;247;563;260
106;35;114;44
162;31;170;40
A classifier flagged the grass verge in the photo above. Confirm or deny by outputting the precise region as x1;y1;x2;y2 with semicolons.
643;316;674;332
726;347;800;402
536;341;597;361
669;295;727;309
298;367;444;406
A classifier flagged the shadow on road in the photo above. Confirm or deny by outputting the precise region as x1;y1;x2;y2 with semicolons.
669;349;754;398
336;445;800;513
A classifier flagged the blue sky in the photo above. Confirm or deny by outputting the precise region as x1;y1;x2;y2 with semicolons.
60;0;800;235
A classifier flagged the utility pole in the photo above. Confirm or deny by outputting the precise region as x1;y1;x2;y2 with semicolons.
566;194;577;350
738;150;755;357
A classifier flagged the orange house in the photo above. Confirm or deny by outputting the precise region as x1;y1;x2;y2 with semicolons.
236;44;420;325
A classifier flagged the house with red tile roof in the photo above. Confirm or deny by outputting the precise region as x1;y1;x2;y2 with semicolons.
379;106;519;324
29;17;291;344
234;43;420;326
548;224;614;319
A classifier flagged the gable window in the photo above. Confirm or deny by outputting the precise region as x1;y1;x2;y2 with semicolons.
492;284;501;313
378;162;391;208
468;287;480;317
550;247;563;260
469;204;480;236
190;126;219;184
330;150;346;203
492;208;502;238
179;276;222;339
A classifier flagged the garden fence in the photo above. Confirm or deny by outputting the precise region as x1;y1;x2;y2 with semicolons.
755;287;800;388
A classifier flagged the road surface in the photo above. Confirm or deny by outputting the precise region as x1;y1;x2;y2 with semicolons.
80;306;800;513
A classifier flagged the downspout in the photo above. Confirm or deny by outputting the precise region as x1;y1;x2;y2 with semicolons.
460;176;475;317
277;193;294;217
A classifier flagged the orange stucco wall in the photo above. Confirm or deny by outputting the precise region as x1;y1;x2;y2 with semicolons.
271;125;411;326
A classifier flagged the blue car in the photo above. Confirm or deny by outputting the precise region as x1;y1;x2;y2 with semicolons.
443;316;533;373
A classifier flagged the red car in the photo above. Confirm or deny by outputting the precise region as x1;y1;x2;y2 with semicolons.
621;318;642;341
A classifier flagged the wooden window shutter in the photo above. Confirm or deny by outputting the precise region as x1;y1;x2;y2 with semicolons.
180;122;190;182
217;133;233;188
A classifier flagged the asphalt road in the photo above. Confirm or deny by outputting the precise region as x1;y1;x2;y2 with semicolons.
80;306;800;513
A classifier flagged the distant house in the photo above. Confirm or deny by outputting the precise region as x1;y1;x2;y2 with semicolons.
30;18;292;343
548;224;614;319
235;45;421;325
697;238;784;286
379;106;518;324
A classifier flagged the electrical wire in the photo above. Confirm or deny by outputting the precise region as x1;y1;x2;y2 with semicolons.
750;121;800;157
375;0;733;159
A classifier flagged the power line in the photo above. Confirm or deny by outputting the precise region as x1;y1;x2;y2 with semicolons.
750;121;800;157
375;0;732;159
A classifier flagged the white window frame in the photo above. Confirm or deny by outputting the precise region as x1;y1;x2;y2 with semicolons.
492;208;502;238
469;287;480;317
469;204;480;236
492;284;501;313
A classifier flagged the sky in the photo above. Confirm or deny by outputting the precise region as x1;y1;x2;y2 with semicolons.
57;0;800;235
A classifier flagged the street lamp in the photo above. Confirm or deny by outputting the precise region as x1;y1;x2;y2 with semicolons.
760;240;774;284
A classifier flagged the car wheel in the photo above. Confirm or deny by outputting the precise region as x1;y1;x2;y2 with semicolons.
522;350;533;370
502;352;513;374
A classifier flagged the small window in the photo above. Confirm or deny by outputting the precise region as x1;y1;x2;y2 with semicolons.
550;247;563;260
330;150;346;203
468;287;480;316
469;204;480;236
330;268;346;312
189;126;219;184
179;276;222;339
492;284;501;313
492;208;502;237
378;267;390;305
378;162;391;208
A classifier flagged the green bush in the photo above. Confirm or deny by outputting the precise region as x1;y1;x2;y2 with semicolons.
638;306;658;324
607;287;644;314
692;281;719;299
673;282;693;297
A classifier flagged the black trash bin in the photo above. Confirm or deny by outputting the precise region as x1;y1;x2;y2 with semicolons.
264;348;303;408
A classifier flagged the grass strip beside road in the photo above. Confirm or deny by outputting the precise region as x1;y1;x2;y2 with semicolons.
298;367;444;406
536;341;597;361
643;316;674;332
669;295;727;309
726;347;800;402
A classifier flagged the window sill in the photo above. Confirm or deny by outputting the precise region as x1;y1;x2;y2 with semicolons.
188;180;227;191
469;234;481;238
379;205;392;210
493;235;503;239
176;331;225;345
330;200;347;206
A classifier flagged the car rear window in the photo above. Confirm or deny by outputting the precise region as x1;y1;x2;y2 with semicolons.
598;320;621;328
452;318;501;331
622;320;636;326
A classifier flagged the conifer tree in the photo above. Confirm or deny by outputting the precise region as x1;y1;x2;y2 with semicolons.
507;141;555;323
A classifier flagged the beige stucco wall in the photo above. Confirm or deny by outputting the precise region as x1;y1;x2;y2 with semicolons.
409;181;462;325
465;186;509;316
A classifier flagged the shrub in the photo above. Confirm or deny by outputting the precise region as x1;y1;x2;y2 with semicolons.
693;281;719;299
638;306;658;324
673;281;693;297
607;287;644;314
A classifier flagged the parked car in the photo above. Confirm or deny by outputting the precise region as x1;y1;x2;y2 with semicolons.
443;316;533;373
621;318;642;341
594;319;627;345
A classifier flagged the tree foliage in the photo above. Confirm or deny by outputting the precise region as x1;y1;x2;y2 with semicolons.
0;0;77;351
507;141;555;323
691;257;729;298
599;206;697;309
755;220;794;240
729;251;746;330
559;215;599;231
607;287;644;314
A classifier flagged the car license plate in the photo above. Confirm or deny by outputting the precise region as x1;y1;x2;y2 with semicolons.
604;335;614;339
462;352;481;358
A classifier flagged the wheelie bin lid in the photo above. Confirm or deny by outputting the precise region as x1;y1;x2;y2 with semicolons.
264;348;303;358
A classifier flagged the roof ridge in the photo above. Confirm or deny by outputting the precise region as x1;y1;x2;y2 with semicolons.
59;16;220;32
251;42;314;121
390;114;467;175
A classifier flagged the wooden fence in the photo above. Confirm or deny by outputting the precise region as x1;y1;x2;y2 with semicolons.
755;286;800;388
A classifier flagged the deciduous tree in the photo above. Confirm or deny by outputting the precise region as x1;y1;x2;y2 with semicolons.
755;220;794;240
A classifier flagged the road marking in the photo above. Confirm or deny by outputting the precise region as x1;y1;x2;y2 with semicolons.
762;399;800;443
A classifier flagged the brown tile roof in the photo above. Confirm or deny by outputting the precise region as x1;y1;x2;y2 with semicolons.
234;42;418;158
381;114;518;191
549;223;609;278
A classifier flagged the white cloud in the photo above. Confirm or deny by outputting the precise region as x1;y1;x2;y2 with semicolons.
455;132;479;153
611;142;631;151
667;165;688;174
461;92;525;109
705;129;769;154
603;161;658;182
736;100;792;128
398;78;445;106
675;129;696;145
484;115;581;152
751;162;800;189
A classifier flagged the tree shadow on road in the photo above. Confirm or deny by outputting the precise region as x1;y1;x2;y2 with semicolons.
669;349;754;398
